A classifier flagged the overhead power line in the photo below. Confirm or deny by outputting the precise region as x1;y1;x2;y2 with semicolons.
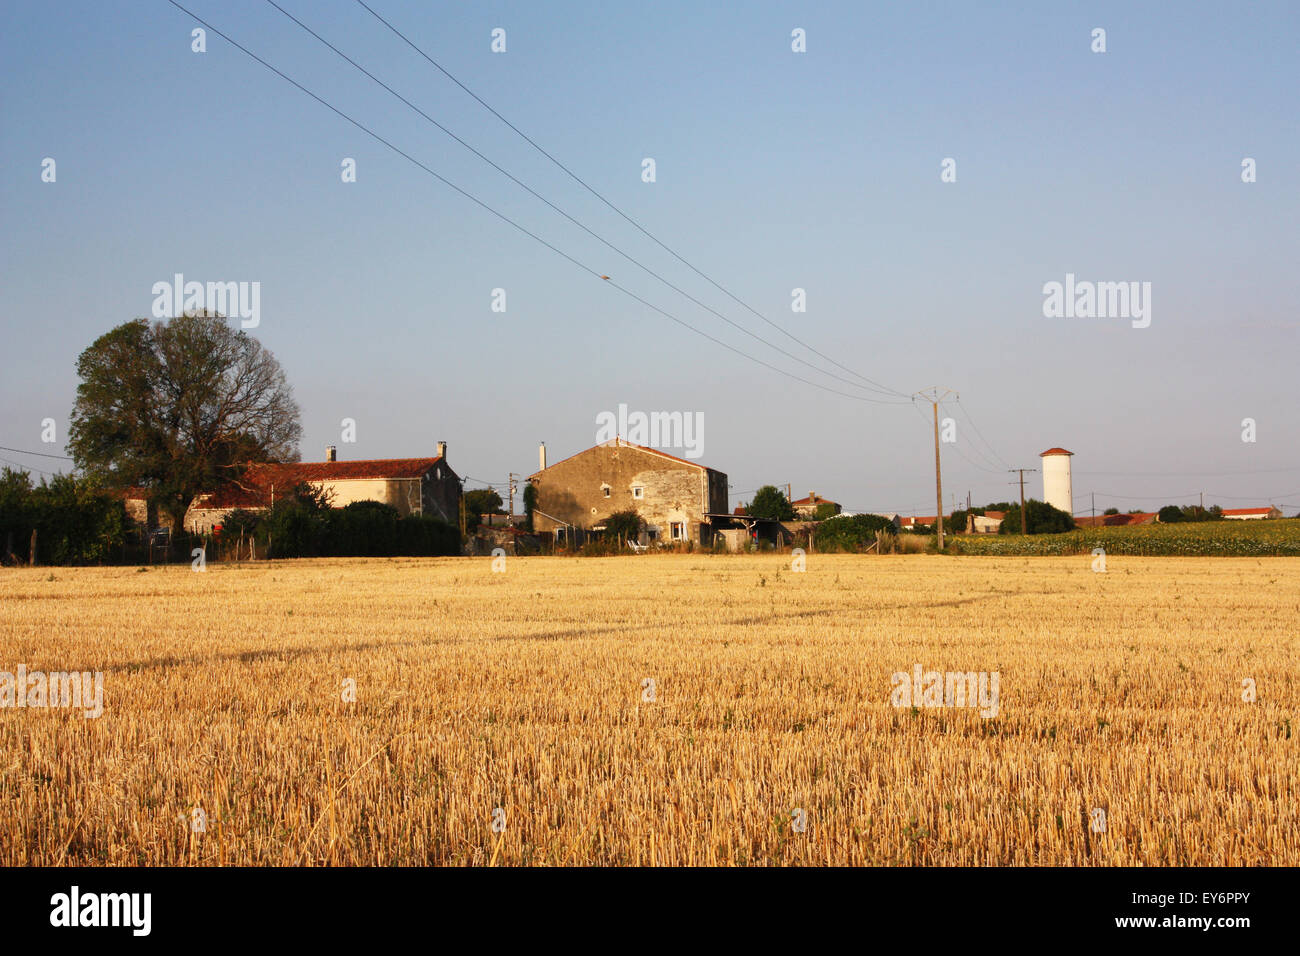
266;1;898;400
164;0;909;407
1075;466;1300;478
908;397;1002;475
353;0;911;401
954;397;1011;469
0;455;57;476
0;444;73;460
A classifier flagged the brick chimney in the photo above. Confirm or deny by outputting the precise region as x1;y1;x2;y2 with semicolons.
436;440;446;460
325;445;337;462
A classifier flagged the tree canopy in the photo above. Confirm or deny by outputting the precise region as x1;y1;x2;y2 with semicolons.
68;314;301;531
748;485;795;521
463;488;504;529
997;498;1076;535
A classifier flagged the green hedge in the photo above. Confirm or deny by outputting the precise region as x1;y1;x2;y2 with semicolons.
254;499;460;558
0;469;128;565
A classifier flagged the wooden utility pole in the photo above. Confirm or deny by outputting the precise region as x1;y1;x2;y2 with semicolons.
508;473;518;522
914;387;956;550
1009;469;1037;534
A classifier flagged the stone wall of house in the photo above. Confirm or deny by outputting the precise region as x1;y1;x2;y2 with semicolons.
532;444;725;544
186;506;235;534
420;465;461;524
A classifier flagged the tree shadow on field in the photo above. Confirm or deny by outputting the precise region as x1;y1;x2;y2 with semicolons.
119;636;448;674
496;606;843;643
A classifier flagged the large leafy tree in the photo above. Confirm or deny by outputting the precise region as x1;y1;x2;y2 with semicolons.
68;314;301;534
463;488;504;530
748;485;795;521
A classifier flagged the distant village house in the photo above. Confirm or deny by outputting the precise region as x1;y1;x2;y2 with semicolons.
123;443;461;535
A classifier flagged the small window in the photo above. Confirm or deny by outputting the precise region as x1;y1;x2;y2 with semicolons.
602;486;611;498
670;521;685;540
632;486;644;499
436;467;442;479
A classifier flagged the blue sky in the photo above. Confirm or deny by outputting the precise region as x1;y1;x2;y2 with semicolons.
2;1;1297;515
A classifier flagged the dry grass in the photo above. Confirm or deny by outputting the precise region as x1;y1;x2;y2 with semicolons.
1;554;1295;866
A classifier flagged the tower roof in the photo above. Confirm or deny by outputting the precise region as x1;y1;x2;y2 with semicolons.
1039;447;1074;457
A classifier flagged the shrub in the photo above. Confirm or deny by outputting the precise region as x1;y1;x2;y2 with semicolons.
603;509;643;543
220;509;262;539
0;468;128;565
998;499;1075;535
815;513;897;552
325;501;401;557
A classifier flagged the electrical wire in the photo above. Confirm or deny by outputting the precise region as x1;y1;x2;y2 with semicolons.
164;0;911;407
0;444;73;460
353;0;911;401
266;0;901;400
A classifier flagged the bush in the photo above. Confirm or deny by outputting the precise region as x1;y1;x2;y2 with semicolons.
325;501;401;556
998;499;1076;535
264;500;327;558
0;468;128;565
603;509;642;543
395;514;460;556
263;497;459;558
219;509;262;539
814;513;897;552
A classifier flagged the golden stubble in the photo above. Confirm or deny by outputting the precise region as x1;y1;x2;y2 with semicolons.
0;554;1295;866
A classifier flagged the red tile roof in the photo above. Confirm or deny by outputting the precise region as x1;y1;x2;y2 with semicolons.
1039;447;1074;457
188;457;446;510
1220;507;1277;516
791;495;838;506
247;457;443;482
900;515;944;527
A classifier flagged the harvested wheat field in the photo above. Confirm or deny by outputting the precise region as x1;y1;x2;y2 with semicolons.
1;554;1296;866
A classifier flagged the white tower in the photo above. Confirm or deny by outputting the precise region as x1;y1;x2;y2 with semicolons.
1039;448;1074;515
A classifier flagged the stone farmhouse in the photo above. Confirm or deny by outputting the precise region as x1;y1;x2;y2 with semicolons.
124;443;461;535
528;439;728;546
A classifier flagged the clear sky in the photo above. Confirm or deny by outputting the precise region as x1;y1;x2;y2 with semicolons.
2;0;1297;516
